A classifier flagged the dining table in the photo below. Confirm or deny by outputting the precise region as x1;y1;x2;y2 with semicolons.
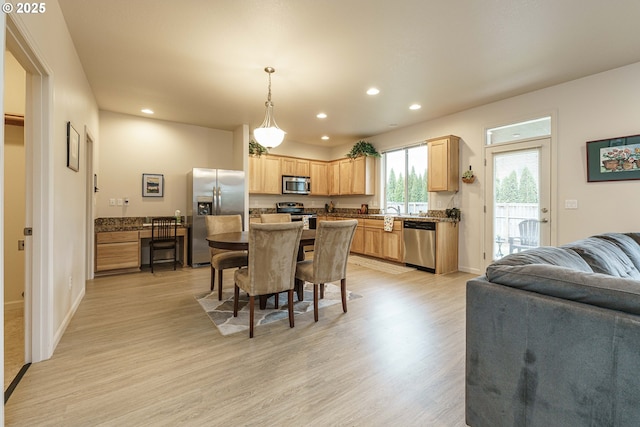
206;229;316;306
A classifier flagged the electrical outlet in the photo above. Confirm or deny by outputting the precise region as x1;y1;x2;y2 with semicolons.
68;276;73;290
124;198;129;206
109;198;116;206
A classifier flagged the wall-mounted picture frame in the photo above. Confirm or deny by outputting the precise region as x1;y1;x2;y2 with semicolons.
142;173;164;197
586;134;640;182
67;121;80;172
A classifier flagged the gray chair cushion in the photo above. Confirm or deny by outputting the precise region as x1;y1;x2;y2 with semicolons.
491;246;593;272
486;263;640;315
562;236;640;279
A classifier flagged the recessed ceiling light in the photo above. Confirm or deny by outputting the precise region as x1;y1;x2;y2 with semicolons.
317;113;327;119
366;88;380;96
321;136;330;140
141;108;154;114
409;104;421;110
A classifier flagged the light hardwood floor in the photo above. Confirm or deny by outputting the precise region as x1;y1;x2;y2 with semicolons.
5;261;473;426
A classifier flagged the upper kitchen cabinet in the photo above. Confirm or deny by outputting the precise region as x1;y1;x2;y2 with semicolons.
427;135;460;192
309;161;329;196
328;160;341;196
249;155;281;194
281;157;310;177
331;157;375;196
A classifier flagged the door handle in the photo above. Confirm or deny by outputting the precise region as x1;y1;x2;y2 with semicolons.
539;218;549;223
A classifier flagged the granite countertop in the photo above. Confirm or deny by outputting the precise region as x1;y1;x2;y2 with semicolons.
323;213;457;223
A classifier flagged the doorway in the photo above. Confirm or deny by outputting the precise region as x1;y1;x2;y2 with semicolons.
484;137;551;267
3;50;27;396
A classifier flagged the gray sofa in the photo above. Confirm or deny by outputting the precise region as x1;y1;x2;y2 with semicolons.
466;232;640;427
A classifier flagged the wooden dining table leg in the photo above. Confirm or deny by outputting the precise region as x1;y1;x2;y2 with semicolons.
296;245;306;301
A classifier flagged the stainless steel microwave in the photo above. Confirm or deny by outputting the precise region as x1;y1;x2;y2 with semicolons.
282;175;311;195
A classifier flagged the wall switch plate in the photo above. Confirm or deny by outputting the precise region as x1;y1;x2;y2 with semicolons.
565;199;578;209
109;198;116;206
117;198;123;206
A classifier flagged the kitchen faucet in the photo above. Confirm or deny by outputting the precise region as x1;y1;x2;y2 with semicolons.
386;206;401;215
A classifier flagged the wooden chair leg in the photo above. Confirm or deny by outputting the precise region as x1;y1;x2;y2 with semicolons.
233;284;239;316
274;293;279;309
150;246;154;273
313;283;319;322
341;278;347;313
173;247;177;270
210;266;216;291
218;270;224;300
249;295;255;338
288;289;294;328
320;283;325;299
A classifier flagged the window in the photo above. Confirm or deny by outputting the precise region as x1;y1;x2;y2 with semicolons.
384;145;428;215
486;116;551;145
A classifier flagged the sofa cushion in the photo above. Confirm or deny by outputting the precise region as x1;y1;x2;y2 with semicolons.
490;246;593;272
562;236;640;279
486;263;640;315
595;233;640;273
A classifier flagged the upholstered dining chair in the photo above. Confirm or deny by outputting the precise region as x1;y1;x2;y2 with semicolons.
149;217;178;273
205;215;248;300
295;219;357;322
260;213;291;223
233;222;303;338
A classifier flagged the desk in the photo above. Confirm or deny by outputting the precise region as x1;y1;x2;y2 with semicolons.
95;227;188;274
207;229;316;304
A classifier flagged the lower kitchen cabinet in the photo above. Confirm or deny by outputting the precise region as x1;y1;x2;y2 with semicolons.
435;221;459;274
95;231;140;272
363;219;402;261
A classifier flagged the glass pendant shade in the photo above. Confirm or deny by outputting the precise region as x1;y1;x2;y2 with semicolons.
253;67;285;149
254;101;285;149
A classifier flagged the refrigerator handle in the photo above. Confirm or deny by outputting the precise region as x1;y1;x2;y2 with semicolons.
216;186;221;215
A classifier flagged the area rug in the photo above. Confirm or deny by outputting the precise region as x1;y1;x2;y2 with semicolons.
347;255;416;274
196;283;362;336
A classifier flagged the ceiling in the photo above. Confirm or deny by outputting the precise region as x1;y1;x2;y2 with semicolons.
57;0;640;147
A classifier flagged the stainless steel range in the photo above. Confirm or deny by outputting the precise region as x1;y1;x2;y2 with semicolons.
276;202;317;229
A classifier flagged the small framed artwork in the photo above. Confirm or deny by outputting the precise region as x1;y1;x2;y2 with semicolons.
586;134;640;182
66;121;80;172
142;173;164;197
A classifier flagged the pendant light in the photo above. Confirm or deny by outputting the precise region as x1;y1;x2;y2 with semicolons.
253;67;285;149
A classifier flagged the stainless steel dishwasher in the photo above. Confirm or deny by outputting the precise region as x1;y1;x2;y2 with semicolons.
403;220;436;272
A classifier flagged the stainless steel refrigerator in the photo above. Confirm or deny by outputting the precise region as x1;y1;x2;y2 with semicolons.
187;168;245;267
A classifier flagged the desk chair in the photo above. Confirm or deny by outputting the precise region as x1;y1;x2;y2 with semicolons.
295;220;357;321
149;217;178;273
233;222;303;337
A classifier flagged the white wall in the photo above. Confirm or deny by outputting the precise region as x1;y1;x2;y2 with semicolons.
360;61;640;274
97;111;236;218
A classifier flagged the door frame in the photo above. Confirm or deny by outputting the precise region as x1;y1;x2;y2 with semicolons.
483;136;557;269
6;14;55;364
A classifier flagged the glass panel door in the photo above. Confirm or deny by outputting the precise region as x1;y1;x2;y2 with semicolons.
485;138;550;266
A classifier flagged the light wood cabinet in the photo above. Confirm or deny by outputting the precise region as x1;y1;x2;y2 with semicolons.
328;160;341;196
435;221;459;274
309;161;329;196
331;157;375;196
249;155;281;194
427;135;460;192
382;222;403;262
281;157;309;177
363;219;402;261
96;231;140;272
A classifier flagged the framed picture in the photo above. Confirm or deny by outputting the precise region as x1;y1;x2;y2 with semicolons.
142;173;164;197
67;122;80;172
586;134;640;182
